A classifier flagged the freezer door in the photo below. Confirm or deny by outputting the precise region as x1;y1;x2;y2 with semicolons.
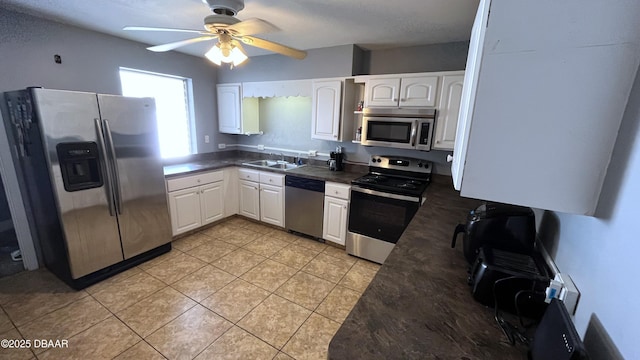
31;89;123;279
97;94;171;258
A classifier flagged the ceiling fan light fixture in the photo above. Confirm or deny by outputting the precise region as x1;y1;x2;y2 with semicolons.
205;41;247;66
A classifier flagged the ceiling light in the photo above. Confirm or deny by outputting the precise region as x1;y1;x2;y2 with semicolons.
205;41;248;67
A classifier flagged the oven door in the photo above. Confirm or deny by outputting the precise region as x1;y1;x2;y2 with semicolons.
348;186;421;243
361;117;417;149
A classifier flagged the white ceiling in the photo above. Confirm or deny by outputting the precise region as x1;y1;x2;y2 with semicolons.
1;0;479;58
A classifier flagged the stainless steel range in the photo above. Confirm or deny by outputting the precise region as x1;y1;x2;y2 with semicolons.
347;155;432;264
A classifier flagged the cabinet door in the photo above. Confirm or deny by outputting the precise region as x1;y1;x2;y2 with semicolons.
433;74;465;150
260;183;284;227
217;84;242;134
200;182;224;225
239;180;260;220
168;187;202;236
399;76;438;107
365;78;401;107
452;0;489;190
311;80;342;141
223;167;239;217
322;197;349;246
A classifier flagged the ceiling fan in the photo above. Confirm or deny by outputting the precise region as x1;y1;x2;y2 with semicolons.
123;0;307;67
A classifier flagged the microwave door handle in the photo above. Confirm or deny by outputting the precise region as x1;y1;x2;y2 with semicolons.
410;120;418;147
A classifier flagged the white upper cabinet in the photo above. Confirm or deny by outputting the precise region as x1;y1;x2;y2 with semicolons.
433;73;465;150
311;79;342;141
217;83;259;135
365;75;438;108
399;76;438;107
452;0;640;215
365;78;401;107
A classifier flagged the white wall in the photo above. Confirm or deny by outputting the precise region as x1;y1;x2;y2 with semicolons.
535;64;640;359
0;8;232;154
366;41;469;75
217;45;361;83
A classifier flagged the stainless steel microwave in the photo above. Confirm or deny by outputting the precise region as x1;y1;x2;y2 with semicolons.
361;108;435;151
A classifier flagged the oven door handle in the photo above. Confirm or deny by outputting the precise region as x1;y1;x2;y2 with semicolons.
351;186;421;202
410;120;418;147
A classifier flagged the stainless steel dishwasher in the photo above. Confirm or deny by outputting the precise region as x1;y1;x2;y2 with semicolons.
285;176;325;239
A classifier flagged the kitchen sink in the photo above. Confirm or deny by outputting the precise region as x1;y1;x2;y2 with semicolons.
242;159;303;171
268;163;300;170
243;159;278;167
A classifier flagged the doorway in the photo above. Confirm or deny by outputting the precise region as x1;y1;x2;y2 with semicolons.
0;176;23;277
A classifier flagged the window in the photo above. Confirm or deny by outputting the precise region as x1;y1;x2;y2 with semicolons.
119;68;195;158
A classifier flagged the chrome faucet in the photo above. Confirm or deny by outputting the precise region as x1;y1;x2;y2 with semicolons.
270;152;285;162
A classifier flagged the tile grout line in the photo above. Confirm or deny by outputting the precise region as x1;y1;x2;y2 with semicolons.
32;220;362;360
0;305;38;359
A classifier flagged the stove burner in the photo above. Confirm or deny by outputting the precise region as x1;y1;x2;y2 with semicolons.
397;183;418;190
360;175;388;183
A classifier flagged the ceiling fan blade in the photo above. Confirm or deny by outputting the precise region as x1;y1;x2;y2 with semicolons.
232;40;249;56
147;36;216;52
226;18;279;36
238;36;307;60
123;26;208;35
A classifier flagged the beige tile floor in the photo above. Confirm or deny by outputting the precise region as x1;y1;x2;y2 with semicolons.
0;217;380;360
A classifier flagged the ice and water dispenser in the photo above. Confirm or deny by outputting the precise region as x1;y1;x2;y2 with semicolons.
56;142;103;192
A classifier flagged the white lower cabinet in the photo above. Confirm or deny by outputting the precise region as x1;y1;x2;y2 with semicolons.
260;183;284;227
238;168;285;227
239;180;260;220
322;182;350;246
200;182;224;224
167;170;224;236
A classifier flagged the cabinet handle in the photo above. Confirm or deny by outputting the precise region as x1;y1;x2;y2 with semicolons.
197;179;201;183
394;98;399;102
269;179;273;182
333;135;338;138
335;190;339;194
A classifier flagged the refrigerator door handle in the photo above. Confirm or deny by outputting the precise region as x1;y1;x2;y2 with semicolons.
103;119;123;215
94;118;116;217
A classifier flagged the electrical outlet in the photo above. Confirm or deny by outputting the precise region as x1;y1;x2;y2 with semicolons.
556;273;579;315
218;143;226;149
204;135;210;143
257;145;265;151
308;150;317;157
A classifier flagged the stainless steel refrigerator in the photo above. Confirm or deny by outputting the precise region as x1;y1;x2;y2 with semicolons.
3;88;171;289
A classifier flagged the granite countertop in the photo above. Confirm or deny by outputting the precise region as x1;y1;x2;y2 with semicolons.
163;157;367;184
328;178;527;359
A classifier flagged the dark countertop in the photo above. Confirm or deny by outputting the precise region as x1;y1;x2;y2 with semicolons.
328;177;526;359
163;157;367;184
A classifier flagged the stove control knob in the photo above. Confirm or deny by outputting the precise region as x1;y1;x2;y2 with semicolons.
371;157;376;162
377;158;382;163
418;162;423;168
